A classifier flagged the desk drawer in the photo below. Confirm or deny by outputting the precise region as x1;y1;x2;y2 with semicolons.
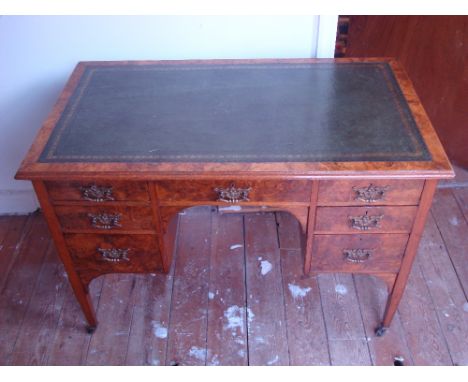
314;206;418;234
65;234;162;273
318;180;423;206
156;179;312;204
311;234;408;273
46;181;150;203
55;205;155;232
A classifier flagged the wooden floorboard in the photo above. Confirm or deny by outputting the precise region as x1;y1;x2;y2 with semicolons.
244;213;289;366
1;187;467;365
206;213;248;366
165;207;212;366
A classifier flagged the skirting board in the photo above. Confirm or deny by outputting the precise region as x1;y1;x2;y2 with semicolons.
0;189;39;215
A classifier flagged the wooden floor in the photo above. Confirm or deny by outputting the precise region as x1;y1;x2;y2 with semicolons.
1;185;467;365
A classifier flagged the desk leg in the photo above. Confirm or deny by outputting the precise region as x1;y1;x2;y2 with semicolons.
33;181;98;332
376;180;437;336
304;181;319;274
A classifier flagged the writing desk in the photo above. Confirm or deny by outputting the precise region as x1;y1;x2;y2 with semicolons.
16;59;453;336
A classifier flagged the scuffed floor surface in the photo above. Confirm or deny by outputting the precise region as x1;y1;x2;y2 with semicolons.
0;186;467;365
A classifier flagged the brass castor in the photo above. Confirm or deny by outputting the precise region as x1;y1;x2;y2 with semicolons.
375;324;388;337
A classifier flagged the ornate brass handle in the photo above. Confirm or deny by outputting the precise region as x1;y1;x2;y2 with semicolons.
88;213;122;230
343;249;373;263
214;183;252;203
349;211;383;231
97;248;130;262
80;184;114;202
352;184;390;203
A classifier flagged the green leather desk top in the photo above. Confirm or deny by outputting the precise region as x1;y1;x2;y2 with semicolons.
39;61;431;163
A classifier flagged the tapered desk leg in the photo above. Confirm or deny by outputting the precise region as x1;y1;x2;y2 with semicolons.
375;180;438;336
304;181;319;274
33;181;98;332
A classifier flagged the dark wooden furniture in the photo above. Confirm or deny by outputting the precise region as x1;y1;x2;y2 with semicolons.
15;59;453;336
341;16;468;169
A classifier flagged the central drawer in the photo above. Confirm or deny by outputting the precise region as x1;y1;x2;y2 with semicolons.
156;179;312;204
314;206;418;234
64;234;162;273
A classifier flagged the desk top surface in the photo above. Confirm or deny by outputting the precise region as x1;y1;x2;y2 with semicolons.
16;59;453;179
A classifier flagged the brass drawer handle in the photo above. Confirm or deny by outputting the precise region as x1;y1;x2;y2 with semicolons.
97;248;130;262
352;184;390;203
88;213;122;230
80;184;114;202
343;249;373;263
214;183;251;203
349;211;383;231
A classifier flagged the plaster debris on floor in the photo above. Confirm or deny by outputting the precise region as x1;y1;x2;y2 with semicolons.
335;284;348;295
288;283;312;299
260;260;273;275
188;346;207;361
151;321;168;339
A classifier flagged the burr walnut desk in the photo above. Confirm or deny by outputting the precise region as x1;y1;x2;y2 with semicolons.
15;59;454;336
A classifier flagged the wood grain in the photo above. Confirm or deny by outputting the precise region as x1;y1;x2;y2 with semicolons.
45;180;150;202
314;206;418;234
318;179;424;206
206;213;248;366
311;234;408;273
165;207;212;366
244;213;289;365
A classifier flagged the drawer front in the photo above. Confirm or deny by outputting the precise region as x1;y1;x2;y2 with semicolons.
45;181;150;202
315;206;418;234
311;234;408;273
156;180;312;204
55;205;155;232
318;180;424;206
64;234;162;273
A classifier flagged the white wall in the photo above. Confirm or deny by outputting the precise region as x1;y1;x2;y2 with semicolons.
0;15;337;214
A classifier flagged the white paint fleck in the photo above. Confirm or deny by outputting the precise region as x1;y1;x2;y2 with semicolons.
288;283;312;299
255;336;266;344
223;305;254;335
247;308;255;323
258;256;262;261
335;284;348;295
189;346;206;361
230;244;243;250
366;337;372;342
148;148;159;153
149;358;160;366
267;355;279;365
463;302;468;312
208;354;220;366
224;305;244;334
449;216;459;226
151;321;168;339
235;337;245;345
238;349;246;358
260;260;273;275
208;292;215;300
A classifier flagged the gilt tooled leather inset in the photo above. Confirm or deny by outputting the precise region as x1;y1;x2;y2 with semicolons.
39;63;431;163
